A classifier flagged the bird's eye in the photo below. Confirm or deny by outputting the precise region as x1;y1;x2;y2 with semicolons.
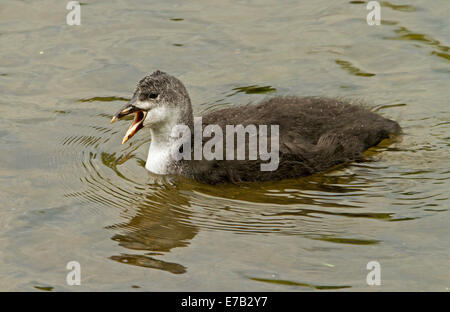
149;93;159;99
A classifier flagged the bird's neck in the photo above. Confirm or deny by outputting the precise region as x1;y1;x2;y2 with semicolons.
145;109;193;175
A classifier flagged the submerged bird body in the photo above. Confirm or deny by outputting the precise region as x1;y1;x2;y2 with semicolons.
112;71;401;184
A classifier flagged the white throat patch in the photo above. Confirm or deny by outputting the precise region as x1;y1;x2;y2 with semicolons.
144;106;182;175
145;141;172;174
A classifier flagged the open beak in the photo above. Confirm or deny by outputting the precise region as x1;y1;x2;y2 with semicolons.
111;97;147;144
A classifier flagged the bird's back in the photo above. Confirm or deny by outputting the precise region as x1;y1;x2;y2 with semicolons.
185;97;401;184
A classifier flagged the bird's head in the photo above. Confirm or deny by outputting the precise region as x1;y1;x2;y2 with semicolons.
111;70;192;144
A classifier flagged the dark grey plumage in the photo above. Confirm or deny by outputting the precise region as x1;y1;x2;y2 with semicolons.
183;96;400;184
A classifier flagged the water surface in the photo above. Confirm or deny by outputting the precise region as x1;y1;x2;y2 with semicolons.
0;0;449;291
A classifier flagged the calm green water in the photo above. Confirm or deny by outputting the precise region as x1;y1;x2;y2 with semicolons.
0;0;449;291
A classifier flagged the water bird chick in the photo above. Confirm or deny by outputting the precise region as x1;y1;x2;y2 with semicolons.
111;70;401;184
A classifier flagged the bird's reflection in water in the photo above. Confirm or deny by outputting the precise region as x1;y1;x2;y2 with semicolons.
106;177;198;274
102;149;399;275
